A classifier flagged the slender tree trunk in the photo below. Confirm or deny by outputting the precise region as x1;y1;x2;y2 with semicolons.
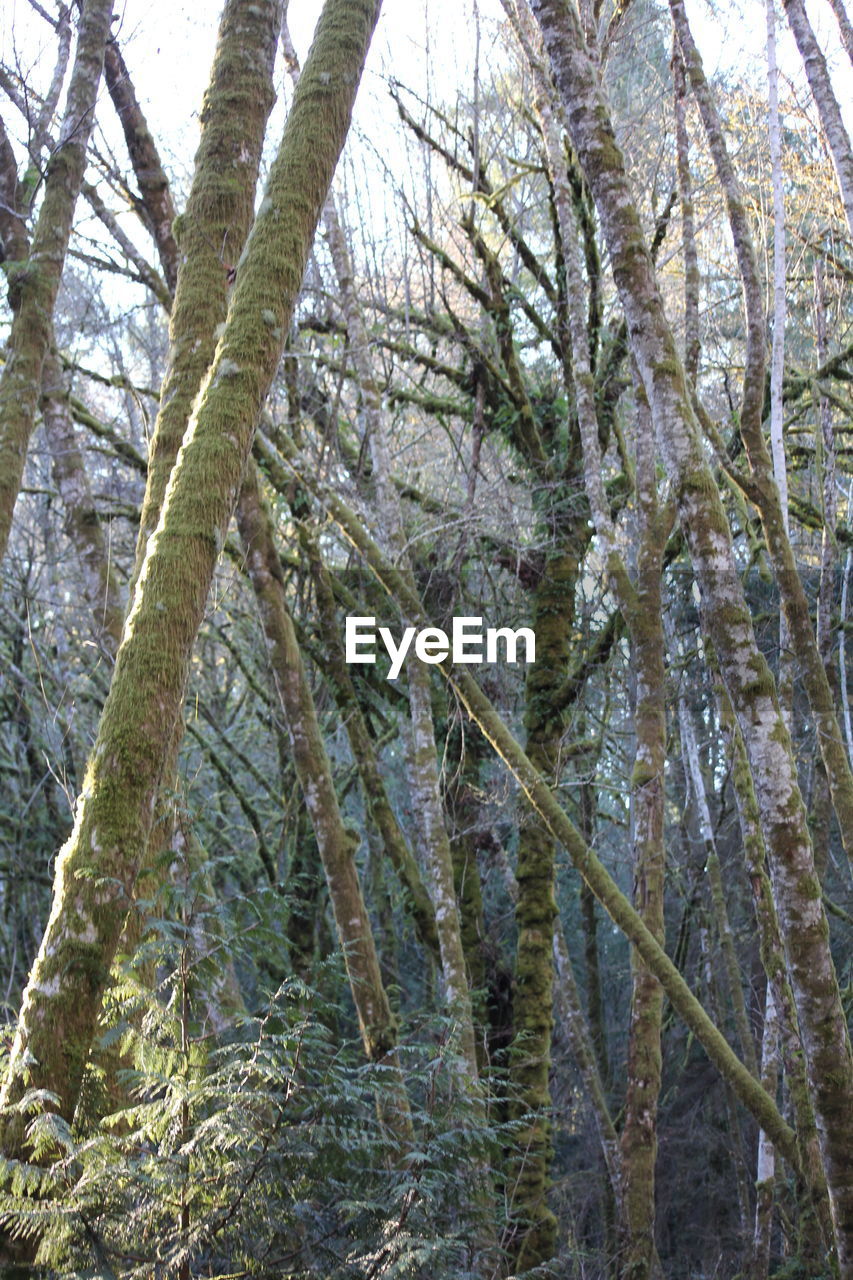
751;983;779;1280
617;399;670;1280
812;260;839;884
782;0;853;235
766;0;788;529
0;0;381;1163
403;657;481;1077
236;462;412;1146
103;37;180;294
40;345;125;656
0;0;115;567
671;38;700;385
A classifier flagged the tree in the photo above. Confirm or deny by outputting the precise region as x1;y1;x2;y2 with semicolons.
0;0;851;1274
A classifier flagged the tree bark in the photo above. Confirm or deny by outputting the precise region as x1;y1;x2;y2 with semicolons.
236;462;412;1146
132;0;280;584
782;0;853;236
103;37;180;294
0;0;115;567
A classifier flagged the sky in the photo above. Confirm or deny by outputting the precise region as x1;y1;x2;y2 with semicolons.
0;0;850;256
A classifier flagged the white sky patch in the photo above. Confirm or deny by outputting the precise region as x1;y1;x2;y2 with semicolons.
1;0;850;371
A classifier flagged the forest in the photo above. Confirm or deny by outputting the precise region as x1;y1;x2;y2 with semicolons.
0;0;851;1274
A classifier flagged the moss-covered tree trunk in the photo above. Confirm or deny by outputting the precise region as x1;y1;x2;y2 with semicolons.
0;0;381;1164
236;462;412;1145
507;15;668;1262
617;407;670;1280
92;0;279;1019
131;0;279;583
0;0;114;567
529;0;853;1262
301;530;440;961
507;542;574;1269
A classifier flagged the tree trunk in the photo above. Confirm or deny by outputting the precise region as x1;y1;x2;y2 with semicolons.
782;0;853;236
132;0;279;583
0;0;115;567
751;983;779;1280
236;461;412;1146
617;400;670;1280
103;37;180;294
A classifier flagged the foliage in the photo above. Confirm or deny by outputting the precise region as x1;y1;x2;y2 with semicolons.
0;872;519;1279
